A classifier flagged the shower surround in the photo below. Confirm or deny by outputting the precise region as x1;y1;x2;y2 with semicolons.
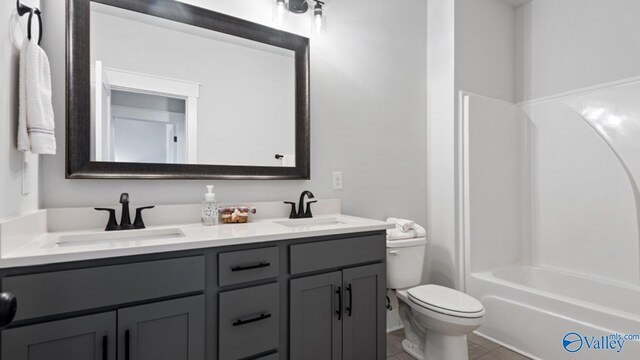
462;79;640;359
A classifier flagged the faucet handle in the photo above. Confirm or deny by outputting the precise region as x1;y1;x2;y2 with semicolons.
95;208;119;231
133;206;155;229
284;202;297;219
304;200;317;218
119;193;130;204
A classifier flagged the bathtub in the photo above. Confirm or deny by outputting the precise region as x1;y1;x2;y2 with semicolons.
467;265;640;360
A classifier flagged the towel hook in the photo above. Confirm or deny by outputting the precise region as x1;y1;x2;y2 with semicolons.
16;0;31;16
17;1;43;45
27;9;43;45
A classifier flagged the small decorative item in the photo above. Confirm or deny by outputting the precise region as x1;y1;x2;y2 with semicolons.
218;207;257;224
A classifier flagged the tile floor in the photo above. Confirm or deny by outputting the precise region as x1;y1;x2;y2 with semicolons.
386;330;531;360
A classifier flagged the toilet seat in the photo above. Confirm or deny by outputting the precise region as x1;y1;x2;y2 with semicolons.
408;285;485;319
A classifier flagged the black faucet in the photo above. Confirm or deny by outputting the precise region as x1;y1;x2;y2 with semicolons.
119;193;132;229
284;190;317;219
95;193;155;231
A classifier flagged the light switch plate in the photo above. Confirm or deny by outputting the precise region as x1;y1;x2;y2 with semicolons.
22;159;31;195
332;171;343;190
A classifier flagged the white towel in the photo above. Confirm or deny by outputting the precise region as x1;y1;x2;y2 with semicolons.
387;223;427;240
386;217;415;232
18;39;56;154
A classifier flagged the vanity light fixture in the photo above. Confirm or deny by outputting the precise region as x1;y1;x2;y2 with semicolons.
311;0;326;35
288;0;310;14
274;0;327;34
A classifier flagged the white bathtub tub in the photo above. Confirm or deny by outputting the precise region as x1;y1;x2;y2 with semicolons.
468;265;640;360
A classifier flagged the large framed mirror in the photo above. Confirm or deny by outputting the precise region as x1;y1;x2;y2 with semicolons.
67;0;310;179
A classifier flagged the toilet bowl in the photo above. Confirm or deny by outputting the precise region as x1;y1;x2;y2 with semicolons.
396;286;485;360
387;237;485;360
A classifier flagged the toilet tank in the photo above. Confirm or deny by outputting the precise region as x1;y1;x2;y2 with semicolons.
386;237;427;289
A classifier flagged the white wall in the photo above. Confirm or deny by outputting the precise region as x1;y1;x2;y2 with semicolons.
0;0;40;219
39;0;428;229
456;0;516;103
516;0;640;102
426;0;457;288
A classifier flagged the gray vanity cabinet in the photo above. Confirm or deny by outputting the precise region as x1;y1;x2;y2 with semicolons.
290;271;343;360
0;231;387;360
1;296;204;360
117;295;205;360
342;263;386;360
1;312;117;360
289;263;386;360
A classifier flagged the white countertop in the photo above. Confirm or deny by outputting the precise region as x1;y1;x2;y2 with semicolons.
0;211;393;269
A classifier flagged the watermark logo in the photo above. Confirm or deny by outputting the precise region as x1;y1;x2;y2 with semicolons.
562;332;583;353
562;332;640;353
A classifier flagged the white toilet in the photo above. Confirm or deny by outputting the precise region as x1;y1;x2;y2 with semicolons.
387;237;485;360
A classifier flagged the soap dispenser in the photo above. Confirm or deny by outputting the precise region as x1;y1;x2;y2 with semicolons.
201;185;219;226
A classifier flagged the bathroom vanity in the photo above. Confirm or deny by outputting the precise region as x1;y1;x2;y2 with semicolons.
3;0;394;357
0;207;391;360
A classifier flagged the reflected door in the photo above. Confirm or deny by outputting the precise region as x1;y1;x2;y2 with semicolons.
112;117;178;163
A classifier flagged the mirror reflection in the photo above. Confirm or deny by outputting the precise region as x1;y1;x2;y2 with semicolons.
90;3;296;167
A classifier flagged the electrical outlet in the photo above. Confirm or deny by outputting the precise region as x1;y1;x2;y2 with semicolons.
22;160;31;195
332;171;343;190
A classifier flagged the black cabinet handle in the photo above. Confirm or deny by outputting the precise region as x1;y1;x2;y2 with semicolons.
346;284;353;317
125;330;130;360
335;286;342;320
284;202;297;218
0;292;17;328
133;206;155;229
230;262;270;272
232;312;272;326
94;208;119;231
102;335;108;360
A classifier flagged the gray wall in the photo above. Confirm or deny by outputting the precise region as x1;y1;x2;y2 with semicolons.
36;0;428;227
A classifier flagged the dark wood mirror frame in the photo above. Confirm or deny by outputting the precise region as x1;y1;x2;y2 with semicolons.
66;0;310;179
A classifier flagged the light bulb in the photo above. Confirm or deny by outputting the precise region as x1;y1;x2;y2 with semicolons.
314;13;323;33
311;1;326;34
273;0;289;25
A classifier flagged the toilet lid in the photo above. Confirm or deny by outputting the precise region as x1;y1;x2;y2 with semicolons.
408;285;484;317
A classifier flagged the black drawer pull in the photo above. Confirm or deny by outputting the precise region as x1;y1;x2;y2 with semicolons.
102;335;108;360
230;262;271;272
125;330;130;360
346;283;353;317
232;312;272;326
335;286;342;320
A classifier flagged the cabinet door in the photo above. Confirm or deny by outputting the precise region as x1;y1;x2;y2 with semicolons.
290;271;342;360
1;312;116;360
118;295;205;360
342;263;386;360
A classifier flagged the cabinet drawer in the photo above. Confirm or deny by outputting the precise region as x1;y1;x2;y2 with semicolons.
289;234;385;275
219;283;279;359
218;247;279;286
3;256;205;321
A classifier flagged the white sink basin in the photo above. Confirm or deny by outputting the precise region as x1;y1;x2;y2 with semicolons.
55;228;185;247
274;217;346;228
